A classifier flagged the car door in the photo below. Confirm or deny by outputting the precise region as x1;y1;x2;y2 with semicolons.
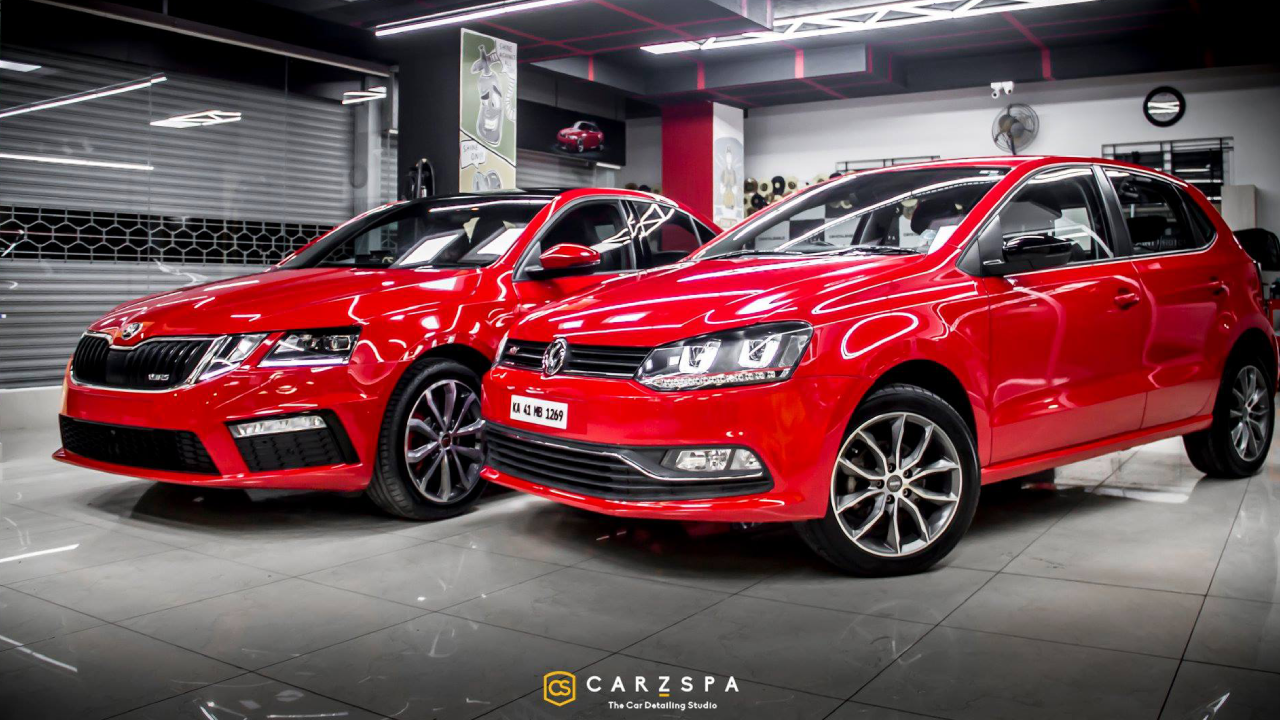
1102;167;1230;427
982;165;1153;463
627;200;716;270
512;199;636;311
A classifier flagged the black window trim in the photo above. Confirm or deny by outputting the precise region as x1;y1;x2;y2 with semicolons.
1102;164;1219;260
512;196;637;282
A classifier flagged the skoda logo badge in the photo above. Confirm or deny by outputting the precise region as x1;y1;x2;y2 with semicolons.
120;322;143;341
543;338;569;376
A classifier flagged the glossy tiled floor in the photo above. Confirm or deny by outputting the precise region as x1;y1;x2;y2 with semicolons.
2;428;1279;720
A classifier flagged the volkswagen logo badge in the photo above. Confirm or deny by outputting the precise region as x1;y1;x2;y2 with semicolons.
120;322;143;341
543;338;569;376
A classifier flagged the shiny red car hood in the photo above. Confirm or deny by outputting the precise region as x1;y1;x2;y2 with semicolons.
514;254;920;345
90;266;485;339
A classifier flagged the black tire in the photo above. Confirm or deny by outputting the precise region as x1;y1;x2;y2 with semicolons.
795;384;980;576
1183;352;1274;478
576;139;584;153
366;359;487;520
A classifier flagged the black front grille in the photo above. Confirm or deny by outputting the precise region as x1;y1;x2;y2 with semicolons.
233;415;356;472
485;424;772;500
60;416;219;475
71;334;214;390
500;339;651;378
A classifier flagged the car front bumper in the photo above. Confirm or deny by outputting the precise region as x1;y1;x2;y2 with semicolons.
55;363;397;491
479;366;867;522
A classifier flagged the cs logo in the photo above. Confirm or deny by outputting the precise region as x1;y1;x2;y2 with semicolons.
543;671;576;707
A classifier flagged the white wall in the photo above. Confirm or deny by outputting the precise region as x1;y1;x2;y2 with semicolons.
745;66;1280;229
620;116;662;189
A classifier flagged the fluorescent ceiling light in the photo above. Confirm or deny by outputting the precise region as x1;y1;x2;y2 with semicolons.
342;86;387;105
0;59;42;72
642;0;1099;54
0;152;154;171
150;110;242;128
376;0;577;36
0;74;167;120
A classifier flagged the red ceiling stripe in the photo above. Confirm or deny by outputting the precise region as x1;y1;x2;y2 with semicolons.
1003;12;1054;81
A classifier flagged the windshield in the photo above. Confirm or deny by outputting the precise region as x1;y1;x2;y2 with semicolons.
700;167;1009;259
283;198;549;269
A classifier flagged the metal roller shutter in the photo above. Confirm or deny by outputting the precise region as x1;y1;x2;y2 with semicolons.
516;151;617;190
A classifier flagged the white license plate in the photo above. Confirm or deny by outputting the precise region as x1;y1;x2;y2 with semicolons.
509;394;568;430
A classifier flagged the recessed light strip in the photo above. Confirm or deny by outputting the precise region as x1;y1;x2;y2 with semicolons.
642;0;1099;54
0;74;167;120
150;110;242;128
0;59;43;72
0;152;154;171
342;86;387;105
375;0;578;36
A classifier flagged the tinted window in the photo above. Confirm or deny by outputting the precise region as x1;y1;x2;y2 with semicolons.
528;201;633;274
1106;170;1206;253
1179;188;1218;244
284;198;546;269
632;202;702;269
998;167;1113;263
701;167;1008;258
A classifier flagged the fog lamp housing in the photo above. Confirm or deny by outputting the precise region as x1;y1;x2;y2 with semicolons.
229;414;327;438
662;448;762;474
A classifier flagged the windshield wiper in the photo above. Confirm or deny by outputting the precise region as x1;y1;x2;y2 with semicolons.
707;249;811;260
834;245;920;256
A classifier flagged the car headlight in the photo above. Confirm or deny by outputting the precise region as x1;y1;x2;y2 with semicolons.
636;322;812;391
196;333;268;381
260;327;361;368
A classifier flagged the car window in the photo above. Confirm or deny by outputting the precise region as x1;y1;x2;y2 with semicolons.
1105;170;1207;254
526;201;634;275
701;167;1008;258
630;202;705;269
997;166;1113;264
1179;188;1218;244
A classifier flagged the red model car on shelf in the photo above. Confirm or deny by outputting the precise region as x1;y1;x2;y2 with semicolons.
557;121;604;153
56;188;717;520
482;156;1278;575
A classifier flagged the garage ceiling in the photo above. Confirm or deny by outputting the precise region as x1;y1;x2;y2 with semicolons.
146;0;1280;109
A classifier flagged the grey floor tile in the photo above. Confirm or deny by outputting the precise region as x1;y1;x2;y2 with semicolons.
0;586;102;647
448;566;726;651
0;523;172;584
574;524;802;594
943;573;1203;657
0;503;86;540
855;626;1178;720
936;526;1040;572
387;493;554;542
302;541;562;610
744;565;992;624
187;529;426;576
261;612;607;720
627;595;931;698
488;653;841;719
0;624;239;720
1184;596;1280;673
966;483;1088;535
437;505;616;566
121;577;427;670
1208;475;1280;604
12;549;280;621
110;672;386;720
827;702;944;720
1159;661;1280;720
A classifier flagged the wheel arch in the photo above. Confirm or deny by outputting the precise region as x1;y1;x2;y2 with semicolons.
1226;326;1278;390
415;342;493;381
864;359;978;439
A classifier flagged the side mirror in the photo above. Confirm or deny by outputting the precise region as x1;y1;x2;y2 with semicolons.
528;243;601;279
1236;229;1280;272
985;233;1074;276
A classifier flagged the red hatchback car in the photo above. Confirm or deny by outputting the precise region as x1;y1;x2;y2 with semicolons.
557;121;604;153
482;157;1278;575
56;188;716;520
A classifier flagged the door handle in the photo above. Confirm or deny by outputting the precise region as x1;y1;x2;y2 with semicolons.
1208;277;1228;296
1114;287;1140;309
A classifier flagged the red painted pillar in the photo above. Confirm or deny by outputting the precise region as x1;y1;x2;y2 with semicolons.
661;103;715;221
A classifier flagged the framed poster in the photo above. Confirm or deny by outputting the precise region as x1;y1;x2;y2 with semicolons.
459;29;517;190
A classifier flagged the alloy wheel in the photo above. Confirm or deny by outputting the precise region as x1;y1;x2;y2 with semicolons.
831;412;963;557
404;379;484;504
1229;365;1270;462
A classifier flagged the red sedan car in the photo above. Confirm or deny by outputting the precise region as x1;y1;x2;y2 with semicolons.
557;121;604;153
56;188;716;520
482;157;1277;575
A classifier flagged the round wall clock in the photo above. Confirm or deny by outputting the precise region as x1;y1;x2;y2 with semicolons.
1144;86;1186;127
